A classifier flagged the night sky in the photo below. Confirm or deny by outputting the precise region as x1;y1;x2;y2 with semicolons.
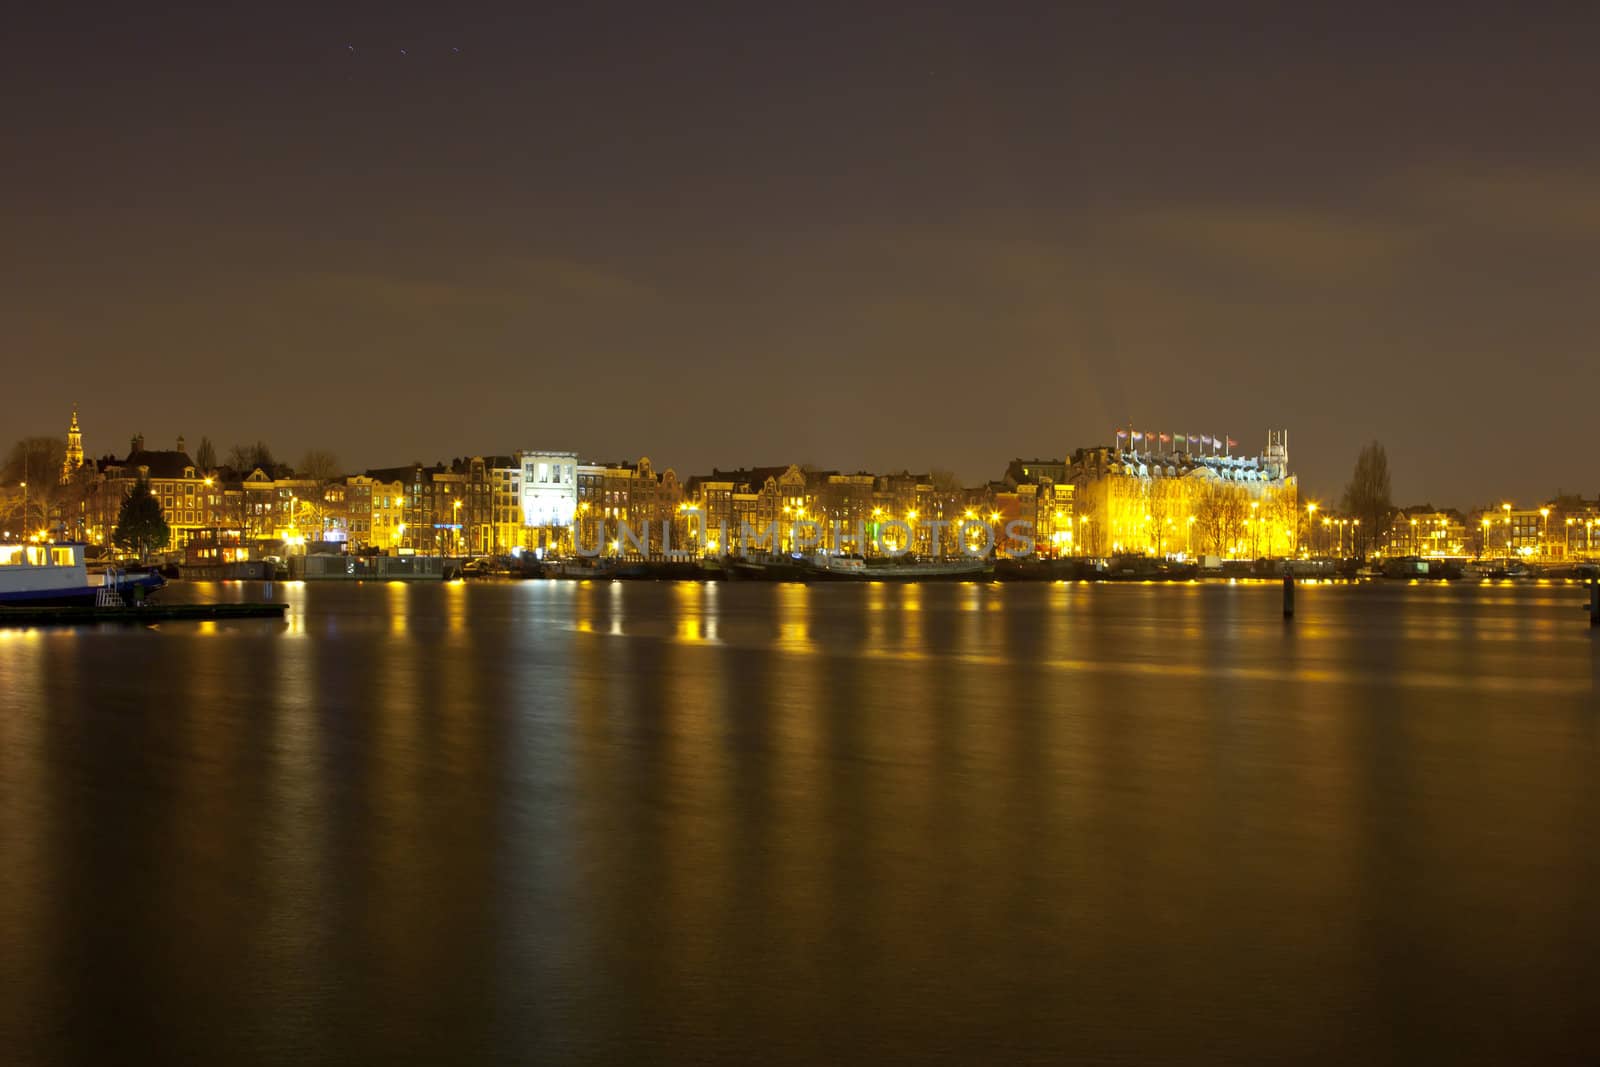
7;2;1599;505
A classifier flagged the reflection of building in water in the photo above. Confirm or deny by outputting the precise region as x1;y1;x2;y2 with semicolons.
1069;430;1298;559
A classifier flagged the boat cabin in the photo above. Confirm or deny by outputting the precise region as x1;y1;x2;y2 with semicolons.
0;543;86;569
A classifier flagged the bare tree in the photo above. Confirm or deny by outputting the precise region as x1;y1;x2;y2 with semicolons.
226;441;279;476
1193;481;1229;556
194;436;217;472
293;450;343;540
1148;478;1184;556
297;450;342;483
1263;485;1299;557
1341;441;1394;559
3;437;68;533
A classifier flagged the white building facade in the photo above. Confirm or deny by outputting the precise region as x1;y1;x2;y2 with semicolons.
518;450;578;532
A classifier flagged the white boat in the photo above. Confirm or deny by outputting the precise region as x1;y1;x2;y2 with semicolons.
806;553;992;581
0;543;165;607
807;552;868;576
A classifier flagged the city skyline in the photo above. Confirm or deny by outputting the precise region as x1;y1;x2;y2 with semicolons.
7;3;1600;507
3;405;1591;514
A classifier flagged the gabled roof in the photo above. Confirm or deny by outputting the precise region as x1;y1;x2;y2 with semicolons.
113;449;196;480
363;464;443;483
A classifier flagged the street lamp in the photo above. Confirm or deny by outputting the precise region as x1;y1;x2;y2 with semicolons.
1501;503;1512;564
1539;507;1549;560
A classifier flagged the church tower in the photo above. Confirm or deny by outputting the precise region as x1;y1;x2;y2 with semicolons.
61;406;84;483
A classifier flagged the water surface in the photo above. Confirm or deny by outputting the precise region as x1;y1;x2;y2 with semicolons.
2;580;1596;1064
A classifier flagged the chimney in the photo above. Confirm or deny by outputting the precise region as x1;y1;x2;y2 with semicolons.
177;434;186;454
131;433;145;454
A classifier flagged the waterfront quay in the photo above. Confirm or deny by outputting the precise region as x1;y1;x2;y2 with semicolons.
8;416;1599;580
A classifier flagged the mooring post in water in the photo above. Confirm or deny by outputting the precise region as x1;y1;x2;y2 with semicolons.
1283;570;1295;619
1590;576;1598;627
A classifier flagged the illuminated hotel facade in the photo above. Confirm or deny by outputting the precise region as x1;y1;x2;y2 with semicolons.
1068;431;1298;559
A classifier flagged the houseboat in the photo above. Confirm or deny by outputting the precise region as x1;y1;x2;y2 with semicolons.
0;543;165;607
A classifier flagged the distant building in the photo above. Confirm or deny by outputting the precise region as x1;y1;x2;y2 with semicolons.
1004;458;1067;488
517;450;578;555
88;434;220;551
1554;499;1600;559
61;408;84;483
482;455;520;556
1069;430;1297;558
1382;509;1470;558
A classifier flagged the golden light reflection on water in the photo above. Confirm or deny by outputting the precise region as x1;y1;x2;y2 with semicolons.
657;593;731;1015
0;628;47;1016
444;578;467;638
774;583;813;652
672;581;720;644
608;580;625;636
388;581;409;635
898;583;924;653
260;623;326;1029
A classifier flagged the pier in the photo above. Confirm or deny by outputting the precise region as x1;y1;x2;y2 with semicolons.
0;602;287;627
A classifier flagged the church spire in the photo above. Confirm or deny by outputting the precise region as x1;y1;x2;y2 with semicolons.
62;405;84;483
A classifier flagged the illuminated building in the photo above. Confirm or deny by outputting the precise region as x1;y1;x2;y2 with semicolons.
343;476;381;549
1554;499;1600;559
1463;502;1597;561
683;465;806;554
1381;510;1470;558
1068;430;1297;559
61;407;84;482
517;450;578;556
873;472;936;555
483;456;520;555
1001;459;1076;557
624;457;683;557
577;461;637;555
87;434;219;551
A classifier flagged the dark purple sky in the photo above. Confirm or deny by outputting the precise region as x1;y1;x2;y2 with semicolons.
6;2;1599;506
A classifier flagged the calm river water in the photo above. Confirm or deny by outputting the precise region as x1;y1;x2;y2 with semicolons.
2;580;1597;1064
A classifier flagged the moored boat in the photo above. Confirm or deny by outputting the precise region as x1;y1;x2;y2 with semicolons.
1;543;165;606
720;552;997;581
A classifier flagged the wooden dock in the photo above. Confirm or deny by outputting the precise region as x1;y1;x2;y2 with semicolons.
0;602;288;627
